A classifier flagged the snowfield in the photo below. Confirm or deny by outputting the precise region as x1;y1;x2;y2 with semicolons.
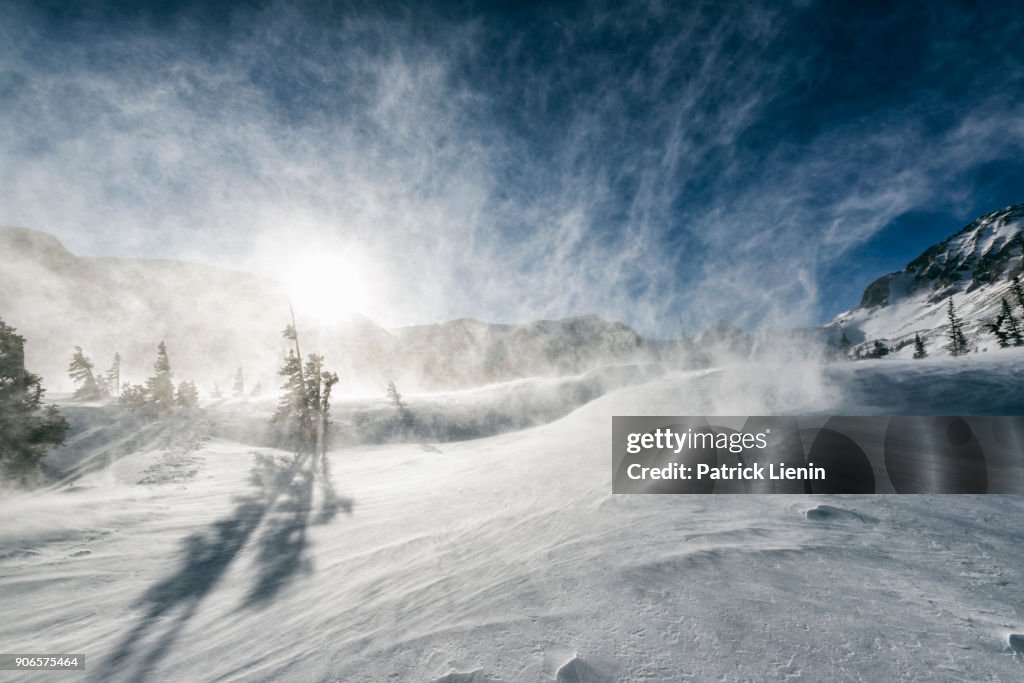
2;356;1024;682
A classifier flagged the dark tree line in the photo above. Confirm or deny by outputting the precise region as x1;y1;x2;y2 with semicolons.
0;317;67;483
121;341;201;413
838;273;1024;361
7;305;340;485
941;279;1024;357
987;284;1024;349
69;342;202;414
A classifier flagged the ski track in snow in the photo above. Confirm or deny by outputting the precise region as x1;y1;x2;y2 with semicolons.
1;360;1024;681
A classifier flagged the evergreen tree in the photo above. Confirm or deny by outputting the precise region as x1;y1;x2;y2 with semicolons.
0;317;68;483
105;352;121;396
271;323;339;462
988;297;1024;348
68;346;105;400
1001;297;1024;346
870;340;890;358
175;380;200;409
912;333;927;359
304;354;339;461
144;341;175;413
273;347;312;453
386;379;411;424
386;379;407;410
232;367;245;397
988;317;1009;348
945;298;969;357
119;382;150;412
1010;275;1024;312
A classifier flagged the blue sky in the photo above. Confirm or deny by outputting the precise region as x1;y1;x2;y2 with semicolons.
2;0;1022;335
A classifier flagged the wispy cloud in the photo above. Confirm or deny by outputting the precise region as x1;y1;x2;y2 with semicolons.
1;0;1022;335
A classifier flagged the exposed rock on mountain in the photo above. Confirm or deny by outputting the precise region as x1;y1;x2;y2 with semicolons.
830;205;1024;356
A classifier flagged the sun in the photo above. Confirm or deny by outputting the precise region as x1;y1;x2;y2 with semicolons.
281;250;377;326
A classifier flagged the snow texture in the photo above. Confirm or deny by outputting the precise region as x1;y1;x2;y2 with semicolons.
2;356;1024;681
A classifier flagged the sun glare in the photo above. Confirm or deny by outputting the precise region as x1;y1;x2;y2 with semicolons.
283;251;376;325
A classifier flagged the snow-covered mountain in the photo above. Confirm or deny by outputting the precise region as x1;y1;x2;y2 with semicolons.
0;226;291;393
829;204;1024;356
0;226;674;393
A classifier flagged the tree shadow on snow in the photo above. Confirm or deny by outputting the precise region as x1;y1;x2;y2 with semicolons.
245;458;352;605
96;452;352;681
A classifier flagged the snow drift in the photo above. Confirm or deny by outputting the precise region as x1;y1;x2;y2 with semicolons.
2;355;1024;681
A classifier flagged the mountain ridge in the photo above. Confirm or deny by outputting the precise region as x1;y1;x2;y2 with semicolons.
0;226;671;392
830;204;1024;355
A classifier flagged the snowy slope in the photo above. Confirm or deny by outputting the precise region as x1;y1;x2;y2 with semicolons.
2;358;1024;682
829;205;1024;356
